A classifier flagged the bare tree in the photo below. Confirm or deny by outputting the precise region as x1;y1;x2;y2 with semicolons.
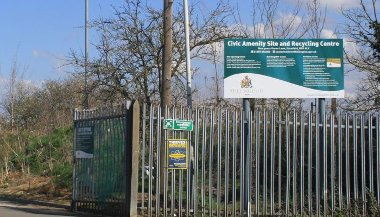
245;0;309;39
68;0;239;106
201;42;229;107
236;0;318;111
342;0;380;111
67;0;242;202
9;60;17;132
306;0;327;38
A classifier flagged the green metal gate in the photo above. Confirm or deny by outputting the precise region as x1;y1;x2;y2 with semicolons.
72;102;140;216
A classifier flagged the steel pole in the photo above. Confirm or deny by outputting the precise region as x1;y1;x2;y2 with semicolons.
183;1;195;212
84;0;89;109
243;98;250;214
183;0;192;108
318;98;325;203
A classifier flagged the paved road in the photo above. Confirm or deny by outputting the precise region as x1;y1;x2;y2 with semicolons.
0;200;93;217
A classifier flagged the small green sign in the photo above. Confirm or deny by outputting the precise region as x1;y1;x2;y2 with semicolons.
163;119;193;131
173;120;193;131
163;119;174;129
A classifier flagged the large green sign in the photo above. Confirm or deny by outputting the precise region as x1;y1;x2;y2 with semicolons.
224;39;344;98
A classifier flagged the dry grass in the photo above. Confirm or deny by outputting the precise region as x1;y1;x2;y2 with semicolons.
0;172;71;205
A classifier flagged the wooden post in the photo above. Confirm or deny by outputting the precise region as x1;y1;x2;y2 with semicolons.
161;0;173;203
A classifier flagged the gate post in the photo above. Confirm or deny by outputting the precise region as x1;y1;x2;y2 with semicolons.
125;101;140;217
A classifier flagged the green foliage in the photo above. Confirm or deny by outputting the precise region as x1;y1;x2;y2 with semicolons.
26;127;73;175
26;126;73;190
0;125;74;192
52;162;72;190
367;191;380;217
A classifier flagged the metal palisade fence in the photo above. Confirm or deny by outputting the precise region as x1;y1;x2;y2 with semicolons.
139;104;380;216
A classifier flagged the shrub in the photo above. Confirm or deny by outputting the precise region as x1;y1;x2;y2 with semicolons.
52;162;72;190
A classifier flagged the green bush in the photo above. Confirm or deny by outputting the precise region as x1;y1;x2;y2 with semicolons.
52;162;72;190
26;126;73;175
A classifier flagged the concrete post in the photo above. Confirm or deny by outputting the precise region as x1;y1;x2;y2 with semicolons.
125;101;140;217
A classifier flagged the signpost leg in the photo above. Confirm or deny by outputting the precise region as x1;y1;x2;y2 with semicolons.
318;98;325;203
318;98;325;119
243;98;250;215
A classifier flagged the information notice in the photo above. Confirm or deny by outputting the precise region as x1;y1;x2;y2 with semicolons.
75;126;94;159
167;139;188;170
224;39;344;98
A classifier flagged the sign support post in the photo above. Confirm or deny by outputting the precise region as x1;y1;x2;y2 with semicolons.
243;98;251;214
318;98;326;118
318;98;326;203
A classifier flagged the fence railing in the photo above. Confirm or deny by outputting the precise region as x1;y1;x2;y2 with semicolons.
139;104;380;216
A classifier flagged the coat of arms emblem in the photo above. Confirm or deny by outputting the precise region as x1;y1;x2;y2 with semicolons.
240;75;253;88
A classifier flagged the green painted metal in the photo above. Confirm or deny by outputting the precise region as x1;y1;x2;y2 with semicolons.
72;104;130;216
